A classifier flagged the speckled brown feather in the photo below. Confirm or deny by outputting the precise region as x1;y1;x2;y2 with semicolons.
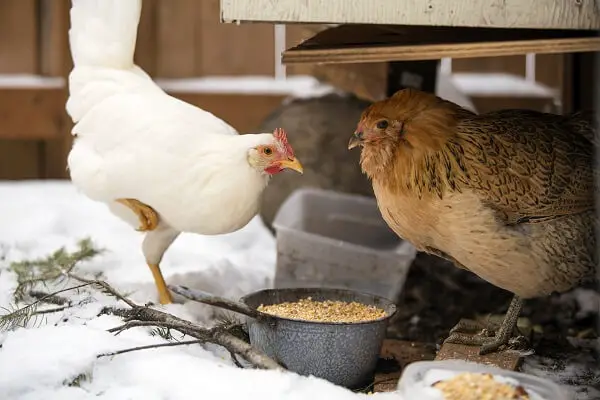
455;109;595;224
355;88;597;299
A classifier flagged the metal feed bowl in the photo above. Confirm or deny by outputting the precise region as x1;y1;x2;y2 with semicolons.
170;285;397;389
241;287;397;389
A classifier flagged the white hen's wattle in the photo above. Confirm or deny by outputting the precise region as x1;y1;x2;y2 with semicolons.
66;0;274;236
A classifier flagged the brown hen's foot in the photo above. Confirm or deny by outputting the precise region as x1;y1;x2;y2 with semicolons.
444;295;527;355
116;198;159;231
148;262;173;304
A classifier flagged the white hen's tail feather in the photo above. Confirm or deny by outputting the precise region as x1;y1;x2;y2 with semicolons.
69;0;140;69
67;0;160;124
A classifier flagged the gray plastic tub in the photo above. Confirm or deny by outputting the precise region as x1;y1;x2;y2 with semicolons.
272;187;417;300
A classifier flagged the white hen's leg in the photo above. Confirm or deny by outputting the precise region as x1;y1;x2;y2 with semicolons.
115;198;179;304
142;225;180;304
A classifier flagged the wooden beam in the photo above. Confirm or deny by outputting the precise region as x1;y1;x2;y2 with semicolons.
0;0;39;73
38;0;74;179
39;0;72;77
0;86;285;140
282;25;600;65
0;88;68;140
221;0;600;30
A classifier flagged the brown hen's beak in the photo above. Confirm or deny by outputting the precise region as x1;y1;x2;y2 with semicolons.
279;157;304;174
348;131;363;150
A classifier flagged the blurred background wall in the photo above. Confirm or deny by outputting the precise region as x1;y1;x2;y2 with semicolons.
0;0;571;181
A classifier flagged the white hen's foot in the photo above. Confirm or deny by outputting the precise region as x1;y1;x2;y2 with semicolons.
116;198;159;231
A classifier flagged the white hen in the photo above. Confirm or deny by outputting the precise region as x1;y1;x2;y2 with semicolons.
66;0;303;304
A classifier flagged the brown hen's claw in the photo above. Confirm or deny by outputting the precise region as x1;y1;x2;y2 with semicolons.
448;319;495;336
116;198;159;231
443;295;528;355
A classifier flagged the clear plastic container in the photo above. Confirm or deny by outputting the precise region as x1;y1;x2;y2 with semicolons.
397;360;570;400
272;187;417;301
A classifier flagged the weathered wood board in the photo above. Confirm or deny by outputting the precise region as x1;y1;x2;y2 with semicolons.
221;0;600;30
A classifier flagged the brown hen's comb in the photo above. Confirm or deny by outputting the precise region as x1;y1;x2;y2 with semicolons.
274;128;294;157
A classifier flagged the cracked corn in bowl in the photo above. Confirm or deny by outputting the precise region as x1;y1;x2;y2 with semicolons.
256;297;387;323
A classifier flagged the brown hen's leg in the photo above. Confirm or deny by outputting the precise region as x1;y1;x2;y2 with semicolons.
444;295;527;355
116;198;173;305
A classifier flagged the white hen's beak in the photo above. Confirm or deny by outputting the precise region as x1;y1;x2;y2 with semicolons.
279;157;304;174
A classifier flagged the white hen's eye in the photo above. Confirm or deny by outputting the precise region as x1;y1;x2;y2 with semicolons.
263;147;273;156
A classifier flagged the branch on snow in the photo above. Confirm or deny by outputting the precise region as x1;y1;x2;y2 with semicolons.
2;240;282;371
99;305;282;370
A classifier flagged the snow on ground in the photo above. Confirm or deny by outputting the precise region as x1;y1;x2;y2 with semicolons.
0;181;401;400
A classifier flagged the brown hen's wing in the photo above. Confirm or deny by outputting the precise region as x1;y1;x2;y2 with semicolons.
455;109;595;225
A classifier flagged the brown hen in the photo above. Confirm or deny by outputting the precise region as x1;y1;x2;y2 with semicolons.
348;88;597;355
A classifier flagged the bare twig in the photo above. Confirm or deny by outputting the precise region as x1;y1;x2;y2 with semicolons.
169;285;260;319
28;290;70;305
101;306;282;370
0;283;92;331
33;305;70;315
31;283;90;305
66;272;138;308
97;339;204;358
107;321;161;335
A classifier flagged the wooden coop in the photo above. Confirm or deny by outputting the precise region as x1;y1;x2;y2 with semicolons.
220;0;600;391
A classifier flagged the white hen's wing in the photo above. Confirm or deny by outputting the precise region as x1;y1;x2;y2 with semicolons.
68;84;238;202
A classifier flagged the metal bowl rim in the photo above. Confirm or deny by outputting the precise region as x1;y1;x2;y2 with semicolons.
240;287;397;326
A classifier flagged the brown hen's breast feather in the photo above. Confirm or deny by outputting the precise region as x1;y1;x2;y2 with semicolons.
367;107;596;299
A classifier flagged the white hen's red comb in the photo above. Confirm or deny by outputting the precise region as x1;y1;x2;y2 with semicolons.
274;128;294;157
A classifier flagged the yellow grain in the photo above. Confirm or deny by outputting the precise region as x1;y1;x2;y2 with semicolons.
433;372;530;400
256;297;387;323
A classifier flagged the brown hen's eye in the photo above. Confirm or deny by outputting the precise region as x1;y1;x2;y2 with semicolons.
376;120;388;129
264;147;273;155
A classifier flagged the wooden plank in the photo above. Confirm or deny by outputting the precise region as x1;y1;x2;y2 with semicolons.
39;0;71;77
285;24;327;76
0;0;39;73
197;0;275;76
173;92;285;133
135;0;158;76
0;141;41;180
156;0;198;77
0;88;69;140
435;342;523;371
284;24;391;101
434;317;533;371
220;0;600;30
0;85;285;137
282;25;600;65
38;0;73;179
452;56;526;76
535;54;564;91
